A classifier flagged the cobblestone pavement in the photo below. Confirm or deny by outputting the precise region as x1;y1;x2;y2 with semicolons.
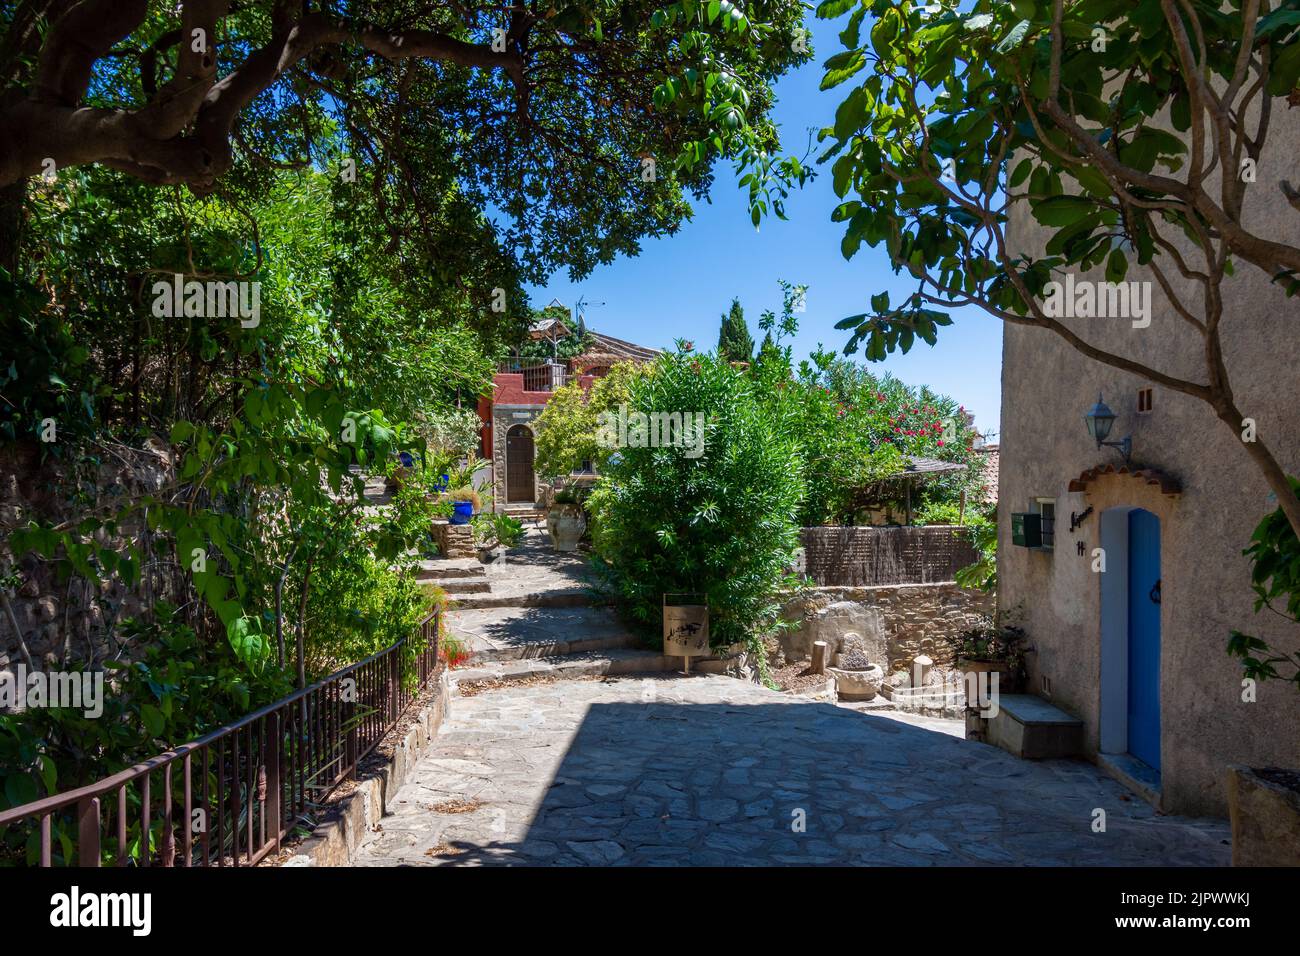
352;674;1230;867
477;528;598;601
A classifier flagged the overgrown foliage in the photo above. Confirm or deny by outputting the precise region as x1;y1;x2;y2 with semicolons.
589;350;805;658
533;362;648;480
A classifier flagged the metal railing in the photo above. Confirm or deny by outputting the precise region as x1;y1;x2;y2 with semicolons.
496;360;567;392
0;608;441;867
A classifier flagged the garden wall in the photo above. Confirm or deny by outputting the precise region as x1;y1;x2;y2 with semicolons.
797;525;979;587
0;439;178;678
780;583;994;674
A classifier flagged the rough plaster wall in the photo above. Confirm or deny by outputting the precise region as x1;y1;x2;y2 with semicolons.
1000;110;1300;816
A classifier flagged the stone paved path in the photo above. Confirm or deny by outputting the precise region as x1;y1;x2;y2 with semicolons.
353;674;1230;867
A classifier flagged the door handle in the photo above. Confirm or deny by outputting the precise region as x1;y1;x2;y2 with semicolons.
1149;578;1161;605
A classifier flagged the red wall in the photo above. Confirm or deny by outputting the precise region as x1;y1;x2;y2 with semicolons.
477;372;597;462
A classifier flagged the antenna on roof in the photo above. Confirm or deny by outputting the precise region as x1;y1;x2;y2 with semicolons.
574;294;604;337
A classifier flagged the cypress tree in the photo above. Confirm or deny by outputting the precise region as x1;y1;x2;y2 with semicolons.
716;297;754;362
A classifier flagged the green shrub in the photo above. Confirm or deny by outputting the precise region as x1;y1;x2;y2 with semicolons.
1228;479;1300;692
589;351;804;657
0;603;290;865
471;512;525;550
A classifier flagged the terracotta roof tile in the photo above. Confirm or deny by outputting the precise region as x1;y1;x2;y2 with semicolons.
1067;464;1182;496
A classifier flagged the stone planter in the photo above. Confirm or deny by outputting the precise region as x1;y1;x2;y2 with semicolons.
1227;765;1300;866
957;658;1021;694
546;504;587;552
827;663;884;701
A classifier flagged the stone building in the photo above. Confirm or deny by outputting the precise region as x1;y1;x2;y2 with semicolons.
477;306;660;512
998;123;1300;816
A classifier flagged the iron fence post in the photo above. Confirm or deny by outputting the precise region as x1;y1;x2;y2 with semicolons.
266;711;282;850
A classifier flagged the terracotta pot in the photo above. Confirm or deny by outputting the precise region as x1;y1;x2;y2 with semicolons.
546;504;586;551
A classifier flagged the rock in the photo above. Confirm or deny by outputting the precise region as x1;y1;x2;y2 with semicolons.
779;600;886;666
566;839;625;865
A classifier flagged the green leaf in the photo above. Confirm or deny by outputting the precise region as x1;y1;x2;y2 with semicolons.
140;704;165;738
4;773;38;807
995;19;1030;54
816;0;858;18
1031;195;1096;227
1106;247;1129;284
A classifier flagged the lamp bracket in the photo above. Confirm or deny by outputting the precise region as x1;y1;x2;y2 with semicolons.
1070;506;1094;532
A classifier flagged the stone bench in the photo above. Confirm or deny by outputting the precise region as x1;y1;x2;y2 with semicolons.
984;694;1083;760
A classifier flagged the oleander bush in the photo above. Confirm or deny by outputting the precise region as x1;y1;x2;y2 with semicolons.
589;350;805;659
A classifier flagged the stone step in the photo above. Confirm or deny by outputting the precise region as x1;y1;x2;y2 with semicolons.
450;588;605;610
413;558;486;581
474;631;639;662
451;646;743;686
436;579;492;595
983;694;1083;760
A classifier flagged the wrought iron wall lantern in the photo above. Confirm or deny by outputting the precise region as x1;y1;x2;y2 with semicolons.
1084;394;1132;462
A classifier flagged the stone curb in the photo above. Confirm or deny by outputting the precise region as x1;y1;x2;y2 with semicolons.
281;670;452;867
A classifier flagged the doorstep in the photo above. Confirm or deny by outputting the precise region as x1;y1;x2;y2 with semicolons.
983;694;1083;759
1098;751;1162;808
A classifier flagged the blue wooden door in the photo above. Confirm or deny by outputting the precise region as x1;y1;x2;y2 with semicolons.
1127;509;1161;770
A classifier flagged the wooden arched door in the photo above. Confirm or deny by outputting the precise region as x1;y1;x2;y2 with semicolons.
506;424;535;502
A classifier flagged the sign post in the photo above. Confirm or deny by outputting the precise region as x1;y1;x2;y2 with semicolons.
663;593;709;674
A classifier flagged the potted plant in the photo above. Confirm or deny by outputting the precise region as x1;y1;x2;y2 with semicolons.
546;485;587;551
471;512;525;562
448;487;481;525
944;615;1030;693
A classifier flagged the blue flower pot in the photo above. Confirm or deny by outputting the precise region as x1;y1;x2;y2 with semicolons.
450;500;473;525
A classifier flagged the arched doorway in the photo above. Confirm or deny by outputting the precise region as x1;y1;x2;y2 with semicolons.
1099;506;1162;772
505;424;535;503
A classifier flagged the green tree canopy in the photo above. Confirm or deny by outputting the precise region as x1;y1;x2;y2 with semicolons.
814;0;1300;538
1;1;815;283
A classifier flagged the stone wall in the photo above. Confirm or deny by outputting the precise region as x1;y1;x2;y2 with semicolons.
780;583;994;673
489;405;541;509
431;520;475;559
1;440;178;680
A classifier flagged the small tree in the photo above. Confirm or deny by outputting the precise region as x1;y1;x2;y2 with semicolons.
717;297;755;362
533;362;646;480
589;351;805;659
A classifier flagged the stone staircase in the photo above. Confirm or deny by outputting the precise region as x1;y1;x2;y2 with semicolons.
355;472;721;687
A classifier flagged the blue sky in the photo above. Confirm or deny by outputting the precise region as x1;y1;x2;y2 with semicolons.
522;12;1003;438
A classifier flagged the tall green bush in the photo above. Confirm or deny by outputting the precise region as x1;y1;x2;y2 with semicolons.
589;351;804;659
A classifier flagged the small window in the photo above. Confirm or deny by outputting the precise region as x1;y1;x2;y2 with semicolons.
1137;386;1154;414
1035;498;1056;550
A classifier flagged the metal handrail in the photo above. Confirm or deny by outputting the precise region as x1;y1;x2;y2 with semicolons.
0;607;442;867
